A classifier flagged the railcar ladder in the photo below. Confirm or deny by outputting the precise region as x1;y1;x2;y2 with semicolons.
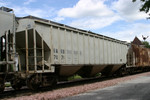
25;29;45;73
0;31;17;73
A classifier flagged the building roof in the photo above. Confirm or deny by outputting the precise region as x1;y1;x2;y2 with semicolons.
132;36;142;45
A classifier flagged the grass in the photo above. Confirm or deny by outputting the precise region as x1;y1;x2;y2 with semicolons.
95;73;102;77
5;82;11;87
68;74;82;81
68;73;102;81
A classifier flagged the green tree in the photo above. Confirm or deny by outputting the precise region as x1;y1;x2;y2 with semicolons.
133;0;150;18
142;41;150;48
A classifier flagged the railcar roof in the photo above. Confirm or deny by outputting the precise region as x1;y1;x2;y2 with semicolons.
17;15;128;45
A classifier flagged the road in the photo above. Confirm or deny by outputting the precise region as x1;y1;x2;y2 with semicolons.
62;74;150;100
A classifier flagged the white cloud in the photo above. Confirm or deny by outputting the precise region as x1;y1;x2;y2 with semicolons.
0;0;56;20
11;6;55;19
24;0;36;5
70;16;121;30
57;0;120;29
0;0;9;7
13;6;45;17
112;0;149;21
103;23;150;42
53;17;64;22
0;2;5;6
58;0;114;18
57;0;150;30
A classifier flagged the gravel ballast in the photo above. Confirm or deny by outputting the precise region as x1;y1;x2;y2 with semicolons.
7;72;150;100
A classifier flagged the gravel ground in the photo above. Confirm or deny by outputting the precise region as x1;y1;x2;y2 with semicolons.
6;72;150;100
63;73;150;100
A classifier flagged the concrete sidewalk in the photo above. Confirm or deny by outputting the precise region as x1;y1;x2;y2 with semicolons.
62;74;150;100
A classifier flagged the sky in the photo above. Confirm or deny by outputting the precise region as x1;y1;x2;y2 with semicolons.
0;0;150;43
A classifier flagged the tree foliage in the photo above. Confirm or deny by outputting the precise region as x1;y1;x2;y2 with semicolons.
133;0;150;17
142;41;150;48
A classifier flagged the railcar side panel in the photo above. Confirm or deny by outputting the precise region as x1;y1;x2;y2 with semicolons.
78;33;84;64
99;38;104;64
111;42;115;64
103;39;108;64
108;41;111;64
52;27;60;64
117;42;120;64
0;10;14;36
72;32;78;64
118;43;121;63
107;40;110;64
94;37;99;64
66;30;72;64
84;35;89;64
35;23;51;65
122;46;128;62
89;36;94;64
59;28;66;64
114;42;117;64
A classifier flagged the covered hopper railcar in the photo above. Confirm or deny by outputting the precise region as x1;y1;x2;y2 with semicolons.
0;7;143;93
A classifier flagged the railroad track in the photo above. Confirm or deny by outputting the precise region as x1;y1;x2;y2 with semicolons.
0;71;146;100
0;75;117;99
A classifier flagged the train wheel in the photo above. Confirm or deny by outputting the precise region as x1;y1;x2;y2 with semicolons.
118;68;124;77
0;78;5;93
11;79;22;90
51;78;57;87
27;75;40;90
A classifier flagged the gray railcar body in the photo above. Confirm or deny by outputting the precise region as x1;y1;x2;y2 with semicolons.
15;15;128;77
